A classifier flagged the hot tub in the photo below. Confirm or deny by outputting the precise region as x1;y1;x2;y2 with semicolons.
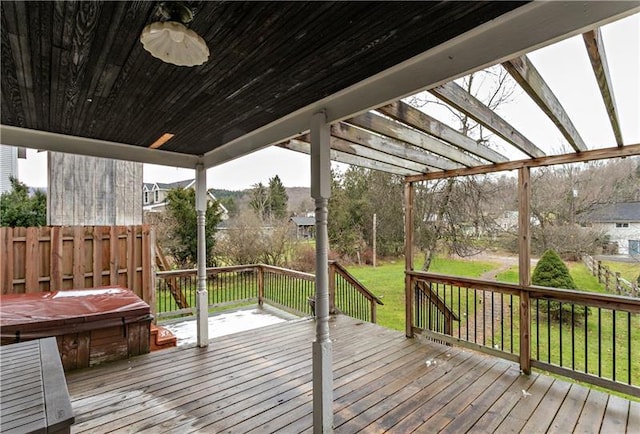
0;287;152;371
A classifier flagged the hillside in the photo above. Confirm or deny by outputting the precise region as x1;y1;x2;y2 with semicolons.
214;186;312;216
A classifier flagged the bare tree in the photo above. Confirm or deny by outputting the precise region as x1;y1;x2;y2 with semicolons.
409;67;517;270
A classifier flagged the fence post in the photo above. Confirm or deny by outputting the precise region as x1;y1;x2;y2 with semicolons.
614;272;621;294
328;262;336;314
597;260;603;283
257;265;264;306
605;270;611;292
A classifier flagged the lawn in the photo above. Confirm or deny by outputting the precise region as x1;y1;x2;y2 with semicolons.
496;261;607;293
346;256;499;331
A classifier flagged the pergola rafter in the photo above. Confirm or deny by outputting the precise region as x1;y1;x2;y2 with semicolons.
279;138;421;176
503;55;588;152
429;81;546;158
377;101;509;164
583;28;625;147
345;111;483;167
331;122;462;171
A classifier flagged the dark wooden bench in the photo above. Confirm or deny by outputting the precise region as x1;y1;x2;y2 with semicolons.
0;337;74;433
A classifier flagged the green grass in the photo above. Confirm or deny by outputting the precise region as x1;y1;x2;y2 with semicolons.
496;262;607;293
602;261;640;283
346;256;499;331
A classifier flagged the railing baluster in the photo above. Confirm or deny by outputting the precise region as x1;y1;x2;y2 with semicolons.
571;304;575;371
612;309;616;382
598;308;602;378
628;312;631;385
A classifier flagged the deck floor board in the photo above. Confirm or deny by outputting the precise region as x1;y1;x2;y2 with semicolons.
65;315;635;433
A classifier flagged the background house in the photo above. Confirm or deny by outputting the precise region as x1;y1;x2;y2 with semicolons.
0;145;18;194
143;179;228;219
584;202;640;256
291;216;315;239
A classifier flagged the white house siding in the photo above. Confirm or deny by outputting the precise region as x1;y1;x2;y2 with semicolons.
592;222;640;255
48;152;142;225
0;145;18;194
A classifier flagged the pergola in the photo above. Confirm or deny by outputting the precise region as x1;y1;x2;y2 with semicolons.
2;2;639;432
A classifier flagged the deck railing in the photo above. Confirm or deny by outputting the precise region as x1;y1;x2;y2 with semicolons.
155;265;260;317
407;271;640;397
330;261;384;323
155;263;382;323
260;265;316;316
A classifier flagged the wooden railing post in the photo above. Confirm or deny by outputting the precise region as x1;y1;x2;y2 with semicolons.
371;302;377;324
328;262;336;315
518;167;532;375
257;265;265;306
404;180;415;338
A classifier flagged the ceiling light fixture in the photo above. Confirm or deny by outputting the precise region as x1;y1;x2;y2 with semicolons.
140;2;209;67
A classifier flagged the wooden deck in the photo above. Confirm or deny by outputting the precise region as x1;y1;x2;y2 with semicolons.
65;315;638;433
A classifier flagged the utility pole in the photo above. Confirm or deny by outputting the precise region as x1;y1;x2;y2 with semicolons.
372;213;377;267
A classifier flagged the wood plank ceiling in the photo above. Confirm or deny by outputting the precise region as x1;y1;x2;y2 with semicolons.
1;1;638;175
0;1;524;154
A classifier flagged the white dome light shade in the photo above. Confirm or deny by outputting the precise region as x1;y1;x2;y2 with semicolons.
140;21;209;67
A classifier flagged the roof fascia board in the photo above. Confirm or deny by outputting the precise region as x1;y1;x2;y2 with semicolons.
202;1;640;169
0;125;200;169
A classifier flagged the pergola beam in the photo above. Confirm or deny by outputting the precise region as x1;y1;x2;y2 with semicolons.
503;55;587;152
279;139;422;176
583;28;624;147
406;143;640;182
332;122;463;171
429;82;545;158
346;111;482;167
378;101;508;164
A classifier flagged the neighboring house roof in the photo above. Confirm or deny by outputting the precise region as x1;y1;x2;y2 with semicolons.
584;202;640;223
143;179;228;217
291;216;315;226
156;179;195;190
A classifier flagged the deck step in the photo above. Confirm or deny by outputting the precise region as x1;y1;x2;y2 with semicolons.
150;324;177;351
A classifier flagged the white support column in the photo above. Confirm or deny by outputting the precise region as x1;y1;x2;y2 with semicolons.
195;163;208;347
310;110;333;433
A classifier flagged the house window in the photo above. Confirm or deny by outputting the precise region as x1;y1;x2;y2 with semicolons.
615;223;629;228
143;191;149;204
154;191;159;202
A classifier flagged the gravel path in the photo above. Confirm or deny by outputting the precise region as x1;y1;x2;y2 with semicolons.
459;253;533;346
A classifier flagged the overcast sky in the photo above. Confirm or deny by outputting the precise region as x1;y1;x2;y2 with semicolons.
15;13;639;191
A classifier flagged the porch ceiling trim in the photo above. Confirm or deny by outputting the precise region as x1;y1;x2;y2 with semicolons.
0;125;200;168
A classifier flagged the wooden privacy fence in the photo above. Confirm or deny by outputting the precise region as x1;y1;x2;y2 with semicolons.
0;226;154;306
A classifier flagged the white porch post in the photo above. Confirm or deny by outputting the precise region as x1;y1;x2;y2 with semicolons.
195;163;209;347
311;110;333;433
